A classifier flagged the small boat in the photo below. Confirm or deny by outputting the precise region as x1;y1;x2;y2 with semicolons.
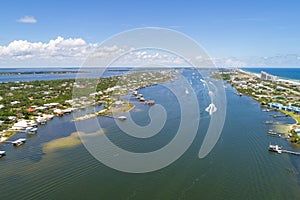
147;100;155;105
118;116;127;121
0;151;6;158
12;138;26;146
139;97;145;102
268;130;277;135
265;121;273;124
235;92;242;96
27;127;38;135
268;144;282;154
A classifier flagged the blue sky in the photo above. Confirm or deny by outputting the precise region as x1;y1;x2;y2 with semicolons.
1;0;300;67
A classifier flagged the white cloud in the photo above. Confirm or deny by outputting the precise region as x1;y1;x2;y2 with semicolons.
3;36;297;67
0;37;97;66
0;37;190;67
17;16;37;23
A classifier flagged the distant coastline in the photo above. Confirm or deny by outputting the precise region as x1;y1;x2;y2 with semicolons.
0;71;84;75
243;67;300;82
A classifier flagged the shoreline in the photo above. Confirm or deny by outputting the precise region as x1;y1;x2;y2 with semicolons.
213;68;300;144
241;69;300;129
0;69;178;145
242;68;300;85
71;103;135;122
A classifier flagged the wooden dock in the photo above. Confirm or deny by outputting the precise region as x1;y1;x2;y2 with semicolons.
281;149;300;156
269;144;300;156
270;114;288;118
102;115;115;119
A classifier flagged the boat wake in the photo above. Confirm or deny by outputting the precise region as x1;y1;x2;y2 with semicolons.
205;103;217;115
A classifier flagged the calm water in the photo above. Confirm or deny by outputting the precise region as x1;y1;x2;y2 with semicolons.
0;69;300;199
244;67;300;81
0;67;129;82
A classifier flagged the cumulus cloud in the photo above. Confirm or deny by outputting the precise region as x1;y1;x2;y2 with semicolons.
17;16;37;23
0;37;98;66
4;36;296;68
0;37;191;67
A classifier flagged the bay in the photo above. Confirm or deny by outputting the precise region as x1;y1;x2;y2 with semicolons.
0;69;299;199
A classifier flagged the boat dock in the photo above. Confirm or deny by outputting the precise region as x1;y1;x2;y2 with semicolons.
281;149;300;156
267;130;282;138
234;92;242;96
102;115;127;120
268;144;300;156
270;114;288;118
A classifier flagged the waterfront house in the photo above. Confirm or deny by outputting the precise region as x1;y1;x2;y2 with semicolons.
268;102;283;109
12;120;29;130
268;102;300;113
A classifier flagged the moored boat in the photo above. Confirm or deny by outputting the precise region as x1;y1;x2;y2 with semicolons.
0;150;6;158
268;144;282;153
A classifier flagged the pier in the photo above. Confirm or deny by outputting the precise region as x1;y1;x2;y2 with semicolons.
5;138;26;146
269;144;300;156
281;149;300;156
269;114;288;118
102;115;127;120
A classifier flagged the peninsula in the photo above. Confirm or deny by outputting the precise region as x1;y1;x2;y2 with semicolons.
0;69;178;142
212;69;300;144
